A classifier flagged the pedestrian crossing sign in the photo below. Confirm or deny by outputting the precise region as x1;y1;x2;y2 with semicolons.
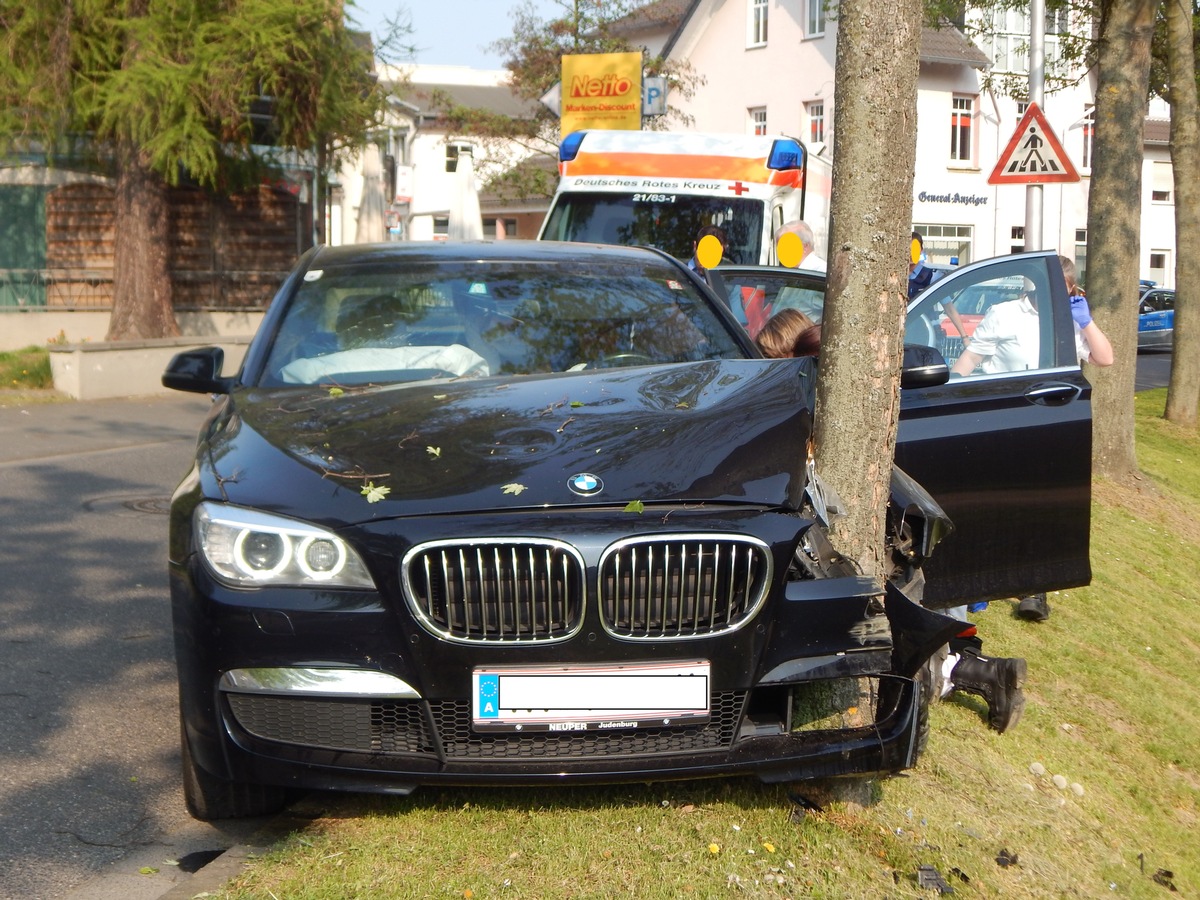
988;102;1080;184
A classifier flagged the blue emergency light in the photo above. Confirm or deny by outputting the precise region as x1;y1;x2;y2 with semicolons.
559;131;587;162
767;138;805;170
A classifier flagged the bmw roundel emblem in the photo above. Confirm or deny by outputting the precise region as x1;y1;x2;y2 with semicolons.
568;473;603;496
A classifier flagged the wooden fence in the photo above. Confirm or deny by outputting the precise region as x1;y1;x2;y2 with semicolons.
27;181;313;310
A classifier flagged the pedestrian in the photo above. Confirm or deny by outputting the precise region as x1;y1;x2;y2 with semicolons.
775;220;826;271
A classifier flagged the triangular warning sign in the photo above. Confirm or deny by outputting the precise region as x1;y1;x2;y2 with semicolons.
988;102;1080;185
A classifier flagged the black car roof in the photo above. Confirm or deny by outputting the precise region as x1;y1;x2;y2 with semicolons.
305;240;676;268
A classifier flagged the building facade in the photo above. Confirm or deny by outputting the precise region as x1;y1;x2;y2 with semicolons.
654;0;1175;287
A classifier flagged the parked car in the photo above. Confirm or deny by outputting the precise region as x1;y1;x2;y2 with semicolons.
164;242;1091;819
1138;285;1175;351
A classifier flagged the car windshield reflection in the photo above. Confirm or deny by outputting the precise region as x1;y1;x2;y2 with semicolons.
261;260;745;387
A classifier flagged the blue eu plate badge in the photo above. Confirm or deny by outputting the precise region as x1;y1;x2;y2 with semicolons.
476;673;500;719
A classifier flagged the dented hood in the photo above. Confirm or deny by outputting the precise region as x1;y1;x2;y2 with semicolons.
199;358;815;524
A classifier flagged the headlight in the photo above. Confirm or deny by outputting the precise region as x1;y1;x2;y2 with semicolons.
195;502;375;589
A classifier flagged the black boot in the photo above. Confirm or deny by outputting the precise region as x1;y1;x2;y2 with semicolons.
950;652;1027;733
1017;593;1051;621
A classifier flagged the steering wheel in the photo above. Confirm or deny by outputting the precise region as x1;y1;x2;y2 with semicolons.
595;352;656;368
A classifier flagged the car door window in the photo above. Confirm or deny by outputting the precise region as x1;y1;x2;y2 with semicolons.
905;256;1060;376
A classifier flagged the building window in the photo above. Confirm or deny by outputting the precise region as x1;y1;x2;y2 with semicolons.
433;216;449;239
1081;105;1094;170
916;223;974;266
806;101;825;144
950;95;976;165
483;218;518;239
1151;162;1173;202
978;8;1066;77
750;107;767;135
1149;251;1169;286
748;0;768;47
806;0;825;37
1011;225;1025;254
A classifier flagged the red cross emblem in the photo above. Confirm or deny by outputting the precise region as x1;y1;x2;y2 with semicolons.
728;181;749;196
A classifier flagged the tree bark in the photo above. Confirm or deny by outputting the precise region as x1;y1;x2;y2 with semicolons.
1163;0;1200;426
106;140;180;340
1087;0;1158;478
814;0;921;578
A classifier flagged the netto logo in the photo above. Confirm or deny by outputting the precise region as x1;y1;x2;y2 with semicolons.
569;74;633;98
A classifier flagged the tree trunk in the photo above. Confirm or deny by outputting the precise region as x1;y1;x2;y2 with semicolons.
1163;0;1200;426
1087;0;1158;478
106;141;180;341
814;0;921;577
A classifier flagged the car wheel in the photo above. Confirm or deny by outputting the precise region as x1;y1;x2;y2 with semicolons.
180;722;288;820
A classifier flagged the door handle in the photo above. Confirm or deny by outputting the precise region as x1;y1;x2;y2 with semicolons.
1024;382;1082;406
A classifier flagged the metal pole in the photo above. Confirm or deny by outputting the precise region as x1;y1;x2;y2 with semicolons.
1026;0;1045;251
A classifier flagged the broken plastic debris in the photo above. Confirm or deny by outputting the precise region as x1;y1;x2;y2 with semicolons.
916;865;954;894
1152;869;1177;891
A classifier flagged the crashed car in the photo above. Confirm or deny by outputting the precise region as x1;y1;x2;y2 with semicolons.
164;241;1091;819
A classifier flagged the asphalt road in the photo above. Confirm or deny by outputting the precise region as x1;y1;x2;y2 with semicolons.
0;350;1174;898
1134;349;1172;392
0;393;264;900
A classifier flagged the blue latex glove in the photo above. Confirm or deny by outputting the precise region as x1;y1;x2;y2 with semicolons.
1070;294;1092;328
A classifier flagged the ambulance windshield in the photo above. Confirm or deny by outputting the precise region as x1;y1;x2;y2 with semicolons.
540;192;764;265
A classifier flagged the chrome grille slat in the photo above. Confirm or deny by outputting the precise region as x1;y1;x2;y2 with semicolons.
404;539;584;644
600;536;771;640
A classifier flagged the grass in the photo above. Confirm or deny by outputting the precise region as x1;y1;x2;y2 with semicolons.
215;388;1198;900
0;345;68;407
0;345;52;390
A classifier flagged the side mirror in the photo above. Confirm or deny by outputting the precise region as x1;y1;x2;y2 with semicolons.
162;347;234;395
900;344;949;389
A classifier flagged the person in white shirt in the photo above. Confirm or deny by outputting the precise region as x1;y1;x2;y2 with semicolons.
950;257;1113;377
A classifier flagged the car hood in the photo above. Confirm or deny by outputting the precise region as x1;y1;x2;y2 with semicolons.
199;358;815;524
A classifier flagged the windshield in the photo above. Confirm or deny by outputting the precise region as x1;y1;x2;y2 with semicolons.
258;258;748;387
540;192;764;265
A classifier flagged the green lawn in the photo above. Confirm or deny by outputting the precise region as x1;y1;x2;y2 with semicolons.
214;388;1199;899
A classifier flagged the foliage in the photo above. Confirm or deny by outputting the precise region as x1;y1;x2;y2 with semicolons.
206;388;1199;899
0;0;405;190
433;0;703;199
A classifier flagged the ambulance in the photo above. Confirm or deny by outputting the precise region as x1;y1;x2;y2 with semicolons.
537;130;832;266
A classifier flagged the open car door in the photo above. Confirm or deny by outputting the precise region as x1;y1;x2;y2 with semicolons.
719;250;1092;608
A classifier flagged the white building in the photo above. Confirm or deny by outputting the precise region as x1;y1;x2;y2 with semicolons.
330;65;547;245
650;0;1175;287
334;3;1176;288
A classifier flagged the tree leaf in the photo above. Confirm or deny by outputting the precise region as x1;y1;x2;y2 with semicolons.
623;500;645;514
427;446;441;458
361;481;391;503
502;483;527;495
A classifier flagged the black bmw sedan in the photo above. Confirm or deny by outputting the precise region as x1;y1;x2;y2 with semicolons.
164;241;1092;819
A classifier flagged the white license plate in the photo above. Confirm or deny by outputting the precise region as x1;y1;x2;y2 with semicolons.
472;660;710;732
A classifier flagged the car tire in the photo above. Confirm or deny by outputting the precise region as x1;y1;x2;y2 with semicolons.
180;722;288;821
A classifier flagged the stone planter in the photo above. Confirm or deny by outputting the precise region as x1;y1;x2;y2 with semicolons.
48;336;251;400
